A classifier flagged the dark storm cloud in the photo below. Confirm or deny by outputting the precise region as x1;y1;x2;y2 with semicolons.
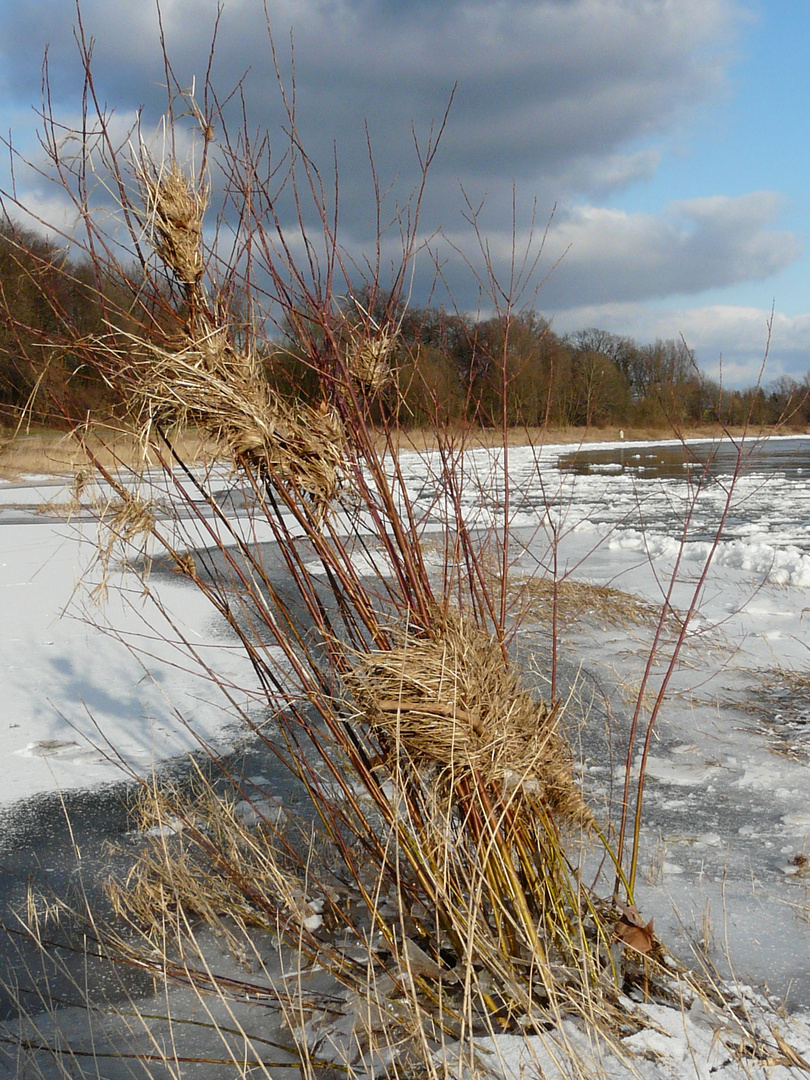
3;0;793;311
0;0;737;200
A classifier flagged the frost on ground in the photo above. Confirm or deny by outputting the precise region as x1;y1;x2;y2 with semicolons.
465;993;810;1080
3;436;810;1076
4;920;810;1080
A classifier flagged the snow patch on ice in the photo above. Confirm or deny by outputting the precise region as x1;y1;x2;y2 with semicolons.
638;756;721;787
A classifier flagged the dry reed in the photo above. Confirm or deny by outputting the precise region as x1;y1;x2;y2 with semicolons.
344;321;396;392
122;329;348;519
119;153;352;520
135;160;206;287
511;576;677;632
105;781;324;953
348;612;590;825
0;426;217;479
82;156;635;1037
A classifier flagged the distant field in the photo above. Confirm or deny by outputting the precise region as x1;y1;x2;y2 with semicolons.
384;421;798;452
1;421;805;478
0;426;220;479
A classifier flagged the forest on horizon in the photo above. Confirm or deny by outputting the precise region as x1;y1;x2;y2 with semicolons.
2;218;808;434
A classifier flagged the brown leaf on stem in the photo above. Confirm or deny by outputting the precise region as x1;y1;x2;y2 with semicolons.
614;914;655;954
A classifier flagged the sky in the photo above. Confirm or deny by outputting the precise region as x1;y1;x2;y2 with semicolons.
0;0;808;388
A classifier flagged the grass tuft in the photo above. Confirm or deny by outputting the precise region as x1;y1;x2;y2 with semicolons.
136;159;207;287
511;576;678;632
347;610;590;825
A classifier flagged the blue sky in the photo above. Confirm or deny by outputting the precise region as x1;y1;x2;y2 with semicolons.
603;6;810;308
1;0;808;388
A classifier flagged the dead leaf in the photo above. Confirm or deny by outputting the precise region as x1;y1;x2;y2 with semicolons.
614;898;647;927
614;915;655;954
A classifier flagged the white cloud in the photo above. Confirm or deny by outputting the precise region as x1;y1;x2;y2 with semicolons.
552;301;810;388
585;149;663;195
538;193;800;306
436;190;800;315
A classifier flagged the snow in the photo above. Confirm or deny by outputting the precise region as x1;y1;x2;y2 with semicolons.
0;513;259;805
4;433;810;1075
442;995;810;1080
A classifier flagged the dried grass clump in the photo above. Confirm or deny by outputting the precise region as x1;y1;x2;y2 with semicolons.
92;492;157;597
345;323;395;391
136;160;206;286
754;666;810;698
347;613;591;828
128;327;348;518
102;493;156;543
339;301;397;391
123;157;349;519
106;783;321;948
513;576;675;631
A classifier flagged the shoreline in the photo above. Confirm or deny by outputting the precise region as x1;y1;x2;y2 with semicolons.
384;422;810;452
3;421;809;479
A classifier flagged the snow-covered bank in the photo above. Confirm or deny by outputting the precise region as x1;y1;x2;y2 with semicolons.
0;476;262;806
3;433;810;1055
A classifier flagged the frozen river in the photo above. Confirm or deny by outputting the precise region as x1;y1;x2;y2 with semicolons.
395;434;810;1004
2;433;810;1026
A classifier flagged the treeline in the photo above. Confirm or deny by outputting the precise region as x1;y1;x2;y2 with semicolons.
0;220;126;423
3;221;809;432
275;299;810;431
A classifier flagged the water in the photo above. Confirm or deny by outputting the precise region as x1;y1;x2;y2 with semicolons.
557;435;810;482
0;730;314;1022
396;435;810;584
556;437;810;540
548;437;810;582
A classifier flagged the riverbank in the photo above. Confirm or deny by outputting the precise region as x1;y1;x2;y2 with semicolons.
4;435;810;1074
3;421;808;479
384;421;810;453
